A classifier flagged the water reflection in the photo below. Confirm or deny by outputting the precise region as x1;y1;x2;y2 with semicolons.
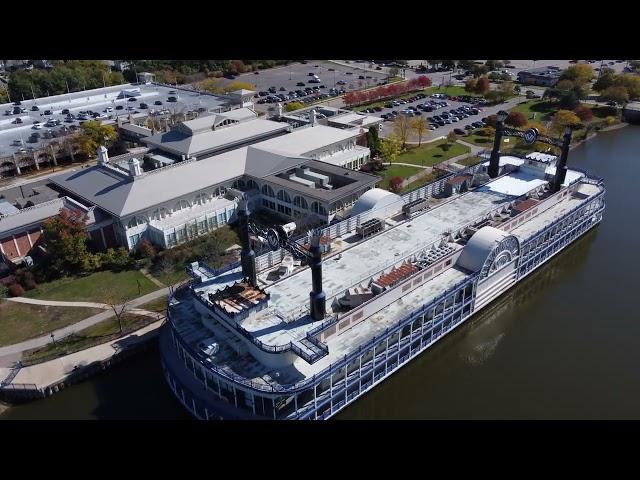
460;229;596;368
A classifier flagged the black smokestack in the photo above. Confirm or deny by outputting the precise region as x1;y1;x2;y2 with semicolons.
237;198;257;287
550;128;572;194
488;110;507;178
308;231;326;321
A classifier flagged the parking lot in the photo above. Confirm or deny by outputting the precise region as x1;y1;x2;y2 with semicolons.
0;83;227;156
371;92;525;143
224;60;389;112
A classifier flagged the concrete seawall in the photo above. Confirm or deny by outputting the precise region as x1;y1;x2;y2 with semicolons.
0;319;165;404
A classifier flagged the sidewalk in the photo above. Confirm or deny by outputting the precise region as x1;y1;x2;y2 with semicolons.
1;318;165;391
0;286;170;364
4;297;110;309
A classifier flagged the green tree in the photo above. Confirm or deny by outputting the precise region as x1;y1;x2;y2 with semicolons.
42;209;94;275
601;86;629;104
389;66;399;77
485;60;498;71
379;135;402;163
465;78;478;93
367;126;381;157
76;121;117;158
457;60;475;70
593;68;616;92
284;101;304;112
441;60;455;70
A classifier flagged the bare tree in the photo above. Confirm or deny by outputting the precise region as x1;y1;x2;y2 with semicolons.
104;289;132;335
411;117;429;147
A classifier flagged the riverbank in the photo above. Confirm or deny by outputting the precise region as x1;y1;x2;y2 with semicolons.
0;318;164;404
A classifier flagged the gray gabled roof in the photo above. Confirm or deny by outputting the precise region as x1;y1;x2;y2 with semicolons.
143;118;289;157
49;146;306;218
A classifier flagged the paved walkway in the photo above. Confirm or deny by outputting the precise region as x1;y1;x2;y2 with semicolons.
4;297;110;309
0;318;165;390
384;162;430;169
140;268;166;288
0;286;171;365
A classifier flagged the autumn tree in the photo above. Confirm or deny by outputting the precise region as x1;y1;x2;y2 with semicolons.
573;105;594;122
505;111;528;127
613;74;640;99
284;102;304;112
474;76;490;95
392;115;412;148
379;135;402;163
388;176;404;193
224;81;257;93
201;77;224;94
42;208;93;275
561;64;595;86
228;60;246;75
550;110;582;136
75;121;117;158
411;117;429;146
601;86;629;104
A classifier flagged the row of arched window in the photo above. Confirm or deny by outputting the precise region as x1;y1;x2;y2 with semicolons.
126;187;227;229
231;178;328;216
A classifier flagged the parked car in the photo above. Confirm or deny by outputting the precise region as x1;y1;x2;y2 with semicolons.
128;97;137;102
11;117;22;124
296;82;305;87
31;105;39;111
454;128;465;135
154;100;163;105
167;96;177;102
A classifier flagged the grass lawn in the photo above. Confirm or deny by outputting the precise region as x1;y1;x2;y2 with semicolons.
22;313;156;365
154;269;190;287
455;156;484;167
422;85;468;97
139;297;168;314
25;270;159;304
378;164;424;190
462;132;494;147
0;300;103;347
402;171;442;193
396;140;470;167
509;99;557;124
